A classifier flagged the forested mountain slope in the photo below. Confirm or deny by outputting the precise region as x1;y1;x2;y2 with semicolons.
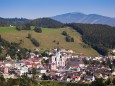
67;23;115;55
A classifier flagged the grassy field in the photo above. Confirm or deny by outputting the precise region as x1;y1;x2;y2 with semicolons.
0;26;99;56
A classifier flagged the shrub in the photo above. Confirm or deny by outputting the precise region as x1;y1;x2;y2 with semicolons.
30;38;40;47
62;31;68;36
34;26;42;33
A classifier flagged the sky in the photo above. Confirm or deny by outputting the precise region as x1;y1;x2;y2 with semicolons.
0;0;115;19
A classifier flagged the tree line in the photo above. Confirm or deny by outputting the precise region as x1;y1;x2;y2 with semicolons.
0;74;114;86
16;24;42;33
0;17;29;26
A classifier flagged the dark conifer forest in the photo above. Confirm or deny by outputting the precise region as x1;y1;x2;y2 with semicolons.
67;23;115;55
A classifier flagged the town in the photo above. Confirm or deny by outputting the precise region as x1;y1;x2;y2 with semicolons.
0;47;115;84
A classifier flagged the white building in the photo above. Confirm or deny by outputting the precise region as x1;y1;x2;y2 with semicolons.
17;65;28;76
3;74;15;79
51;51;67;71
15;62;28;76
37;67;46;73
112;49;115;53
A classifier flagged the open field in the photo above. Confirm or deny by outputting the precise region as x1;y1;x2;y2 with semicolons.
0;26;99;56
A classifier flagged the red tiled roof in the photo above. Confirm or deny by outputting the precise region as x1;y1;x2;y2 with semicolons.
73;66;80;68
72;76;80;79
84;76;93;79
32;60;39;62
24;62;31;65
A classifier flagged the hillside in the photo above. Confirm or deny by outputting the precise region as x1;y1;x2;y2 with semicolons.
0;17;29;26
30;18;63;28
0;17;63;28
67;23;115;55
51;12;115;27
0;26;98;56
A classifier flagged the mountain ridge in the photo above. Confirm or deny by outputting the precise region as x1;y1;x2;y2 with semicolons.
0;12;115;27
51;12;115;27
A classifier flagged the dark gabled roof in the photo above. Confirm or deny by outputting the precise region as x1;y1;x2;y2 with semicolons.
66;58;84;67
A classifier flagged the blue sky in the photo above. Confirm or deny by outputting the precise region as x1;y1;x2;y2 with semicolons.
0;0;114;19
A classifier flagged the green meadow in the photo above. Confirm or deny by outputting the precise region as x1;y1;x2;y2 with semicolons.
0;26;99;56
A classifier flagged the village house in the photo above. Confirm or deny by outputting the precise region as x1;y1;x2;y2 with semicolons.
0;47;114;83
12;60;29;76
37;67;47;73
5;54;11;60
3;74;15;79
24;60;32;68
16;65;28;76
71;76;81;82
84;76;95;82
31;59;42;68
112;49;115;53
66;57;85;69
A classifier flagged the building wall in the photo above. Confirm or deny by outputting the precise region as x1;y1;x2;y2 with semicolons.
51;51;67;70
4;67;8;74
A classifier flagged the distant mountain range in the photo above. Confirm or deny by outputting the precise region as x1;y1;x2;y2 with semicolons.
0;12;115;27
51;12;115;27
